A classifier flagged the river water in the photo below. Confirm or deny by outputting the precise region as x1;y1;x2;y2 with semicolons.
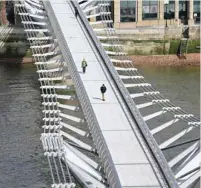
0;63;51;188
136;65;200;118
0;63;200;187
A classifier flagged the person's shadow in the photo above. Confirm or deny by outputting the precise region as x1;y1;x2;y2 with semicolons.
93;97;102;101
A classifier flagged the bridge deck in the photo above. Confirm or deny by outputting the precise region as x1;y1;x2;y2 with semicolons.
50;0;161;187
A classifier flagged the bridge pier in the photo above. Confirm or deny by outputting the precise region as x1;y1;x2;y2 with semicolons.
0;1;8;25
0;1;21;26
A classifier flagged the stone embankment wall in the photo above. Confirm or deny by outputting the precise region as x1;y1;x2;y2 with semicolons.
0;57;33;64
116;25;200;40
0;26;199;66
122;39;200;56
189;26;200;39
2;54;199;67
113;26;200;56
0;26;31;57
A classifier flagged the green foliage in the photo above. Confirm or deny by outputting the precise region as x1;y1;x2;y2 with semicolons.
24;49;32;57
131;40;168;44
105;46;114;52
187;39;200;53
57;90;76;95
128;49;146;55
168;39;200;54
0;45;32;57
127;39;199;55
128;46;168;55
154;46;165;55
169;40;180;54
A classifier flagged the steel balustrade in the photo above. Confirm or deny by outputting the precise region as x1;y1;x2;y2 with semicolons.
16;1;75;187
42;1;123;187
82;1;200;186
15;0;200;187
92;1;200;124
73;1;181;187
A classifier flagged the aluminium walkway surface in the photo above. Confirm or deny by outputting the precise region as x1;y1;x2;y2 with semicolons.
50;0;162;187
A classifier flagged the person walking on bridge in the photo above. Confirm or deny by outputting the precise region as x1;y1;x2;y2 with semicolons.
81;58;87;73
100;84;107;101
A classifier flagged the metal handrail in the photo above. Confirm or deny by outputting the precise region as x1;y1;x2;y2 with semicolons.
103;1;199;122
17;1;73;185
17;3;56;128
42;1;122;188
88;1;200;184
17;1;65;131
95;1;200;123
72;1;180;187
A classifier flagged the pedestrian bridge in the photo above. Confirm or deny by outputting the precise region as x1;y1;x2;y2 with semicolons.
16;0;200;187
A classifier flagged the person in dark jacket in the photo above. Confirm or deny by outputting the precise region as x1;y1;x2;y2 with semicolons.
74;6;78;18
100;84;107;101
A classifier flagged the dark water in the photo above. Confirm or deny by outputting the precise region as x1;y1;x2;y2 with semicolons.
0;63;51;188
136;65;200;118
0;63;199;187
136;65;200;188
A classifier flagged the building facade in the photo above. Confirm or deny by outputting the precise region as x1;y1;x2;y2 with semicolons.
110;0;200;28
0;1;200;28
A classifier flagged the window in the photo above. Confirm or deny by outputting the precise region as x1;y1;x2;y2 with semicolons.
142;0;158;20
164;1;175;19
120;0;136;22
194;0;200;24
179;0;187;20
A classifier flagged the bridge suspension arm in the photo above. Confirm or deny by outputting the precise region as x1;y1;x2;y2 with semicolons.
42;1;122;187
63;1;179;187
84;1;200;187
16;0;200;187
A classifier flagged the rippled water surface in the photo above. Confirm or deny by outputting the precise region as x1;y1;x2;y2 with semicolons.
0;63;51;188
0;63;200;187
137;65;200;188
136;65;200;118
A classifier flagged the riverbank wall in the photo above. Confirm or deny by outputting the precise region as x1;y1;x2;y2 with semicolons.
0;57;33;64
0;26;200;66
116;25;200;40
1;53;200;66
